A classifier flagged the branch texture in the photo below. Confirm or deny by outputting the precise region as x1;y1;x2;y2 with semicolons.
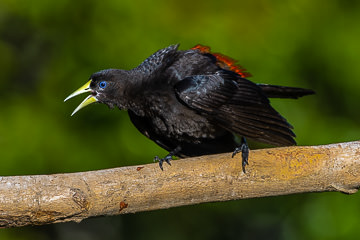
0;141;359;228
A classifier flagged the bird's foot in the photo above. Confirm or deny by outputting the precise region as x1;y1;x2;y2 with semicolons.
232;137;249;173
154;146;181;171
154;154;172;171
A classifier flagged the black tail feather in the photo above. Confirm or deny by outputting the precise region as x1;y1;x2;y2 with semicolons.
258;84;315;99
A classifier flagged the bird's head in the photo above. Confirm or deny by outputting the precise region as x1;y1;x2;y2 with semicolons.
64;69;130;116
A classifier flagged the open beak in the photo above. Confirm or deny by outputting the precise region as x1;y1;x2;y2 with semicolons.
64;80;98;116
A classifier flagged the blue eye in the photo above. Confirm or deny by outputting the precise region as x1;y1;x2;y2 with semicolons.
99;81;107;89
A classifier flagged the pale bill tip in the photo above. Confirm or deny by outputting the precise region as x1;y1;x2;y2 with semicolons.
70;95;98;116
64;93;75;102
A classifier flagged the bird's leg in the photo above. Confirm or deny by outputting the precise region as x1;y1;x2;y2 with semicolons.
154;146;181;171
232;137;249;173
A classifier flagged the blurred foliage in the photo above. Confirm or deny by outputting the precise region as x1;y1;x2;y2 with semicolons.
0;0;359;239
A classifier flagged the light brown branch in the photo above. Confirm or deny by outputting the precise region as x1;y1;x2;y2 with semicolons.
0;141;359;228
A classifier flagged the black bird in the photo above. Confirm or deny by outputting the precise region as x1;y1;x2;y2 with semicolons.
64;44;314;172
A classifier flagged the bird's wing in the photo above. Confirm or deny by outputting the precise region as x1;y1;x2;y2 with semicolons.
174;70;296;146
134;44;180;77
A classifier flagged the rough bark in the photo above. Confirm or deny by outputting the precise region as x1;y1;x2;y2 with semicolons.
0;141;359;228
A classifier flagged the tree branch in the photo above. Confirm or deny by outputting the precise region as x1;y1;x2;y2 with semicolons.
0;141;359;228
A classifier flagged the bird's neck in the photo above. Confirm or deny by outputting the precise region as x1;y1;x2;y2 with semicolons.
114;45;180;115
110;69;147;116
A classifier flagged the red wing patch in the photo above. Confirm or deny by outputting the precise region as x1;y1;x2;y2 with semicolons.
191;44;251;78
191;44;211;53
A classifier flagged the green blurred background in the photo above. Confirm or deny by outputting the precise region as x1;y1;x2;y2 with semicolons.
0;0;359;239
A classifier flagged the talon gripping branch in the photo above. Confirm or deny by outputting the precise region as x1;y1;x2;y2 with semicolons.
65;44;314;172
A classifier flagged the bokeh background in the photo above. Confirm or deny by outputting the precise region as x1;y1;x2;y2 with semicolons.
0;0;359;239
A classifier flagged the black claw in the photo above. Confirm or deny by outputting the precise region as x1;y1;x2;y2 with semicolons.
232;148;241;158
232;137;249;173
153;146;181;170
153;156;164;170
165;157;172;166
154;154;173;171
159;161;164;171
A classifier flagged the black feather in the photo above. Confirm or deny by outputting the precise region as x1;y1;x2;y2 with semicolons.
77;44;314;160
258;84;315;99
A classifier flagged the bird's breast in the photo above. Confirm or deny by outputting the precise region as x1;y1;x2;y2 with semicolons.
144;93;219;141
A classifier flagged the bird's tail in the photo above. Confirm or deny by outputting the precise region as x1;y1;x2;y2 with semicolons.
258;84;315;99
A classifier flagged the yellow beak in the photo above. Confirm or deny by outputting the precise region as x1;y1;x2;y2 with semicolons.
64;80;98;116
